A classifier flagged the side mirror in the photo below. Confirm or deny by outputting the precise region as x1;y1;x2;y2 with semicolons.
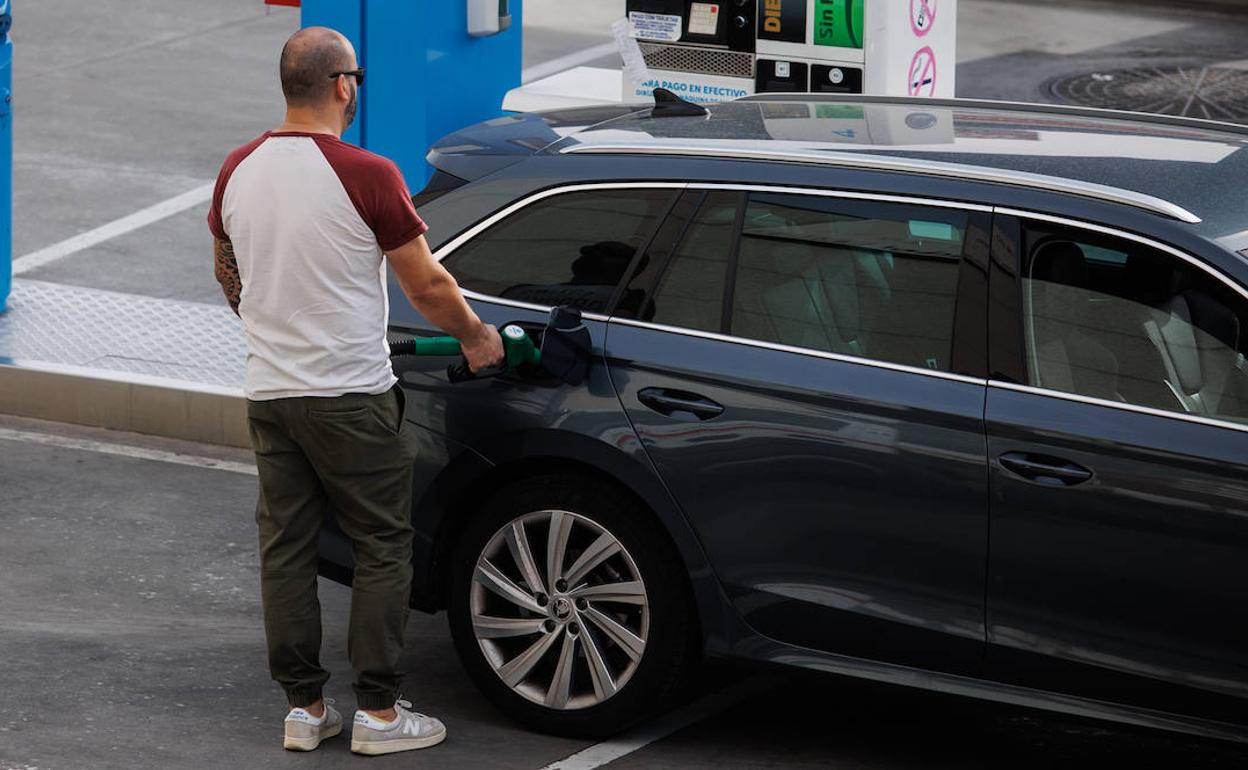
540;306;591;386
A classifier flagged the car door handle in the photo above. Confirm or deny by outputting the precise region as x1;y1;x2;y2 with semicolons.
998;452;1093;487
637;388;724;420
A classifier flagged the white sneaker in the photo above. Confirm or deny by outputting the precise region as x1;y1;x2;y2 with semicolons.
351;699;447;755
283;700;343;751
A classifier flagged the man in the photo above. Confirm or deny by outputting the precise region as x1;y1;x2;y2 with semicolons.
208;26;503;755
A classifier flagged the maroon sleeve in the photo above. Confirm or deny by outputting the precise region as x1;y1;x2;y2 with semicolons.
208;134;267;241
314;136;429;252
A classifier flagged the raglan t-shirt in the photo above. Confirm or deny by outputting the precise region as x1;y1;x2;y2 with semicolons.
208;131;427;401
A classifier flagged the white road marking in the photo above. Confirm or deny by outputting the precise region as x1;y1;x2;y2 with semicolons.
540;676;774;770
12;182;215;276
10;42;615;277
0;427;256;476
523;41;619;84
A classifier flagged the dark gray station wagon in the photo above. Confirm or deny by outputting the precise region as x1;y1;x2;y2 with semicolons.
318;95;1248;742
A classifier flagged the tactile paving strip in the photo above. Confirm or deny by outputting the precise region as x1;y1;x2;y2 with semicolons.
0;280;246;388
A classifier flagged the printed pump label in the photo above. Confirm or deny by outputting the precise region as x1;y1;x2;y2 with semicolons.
815;0;864;49
758;0;806;44
629;11;682;42
687;4;721;37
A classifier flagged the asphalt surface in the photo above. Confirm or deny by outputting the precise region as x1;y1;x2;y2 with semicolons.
7;1;1248;768
2;415;1247;770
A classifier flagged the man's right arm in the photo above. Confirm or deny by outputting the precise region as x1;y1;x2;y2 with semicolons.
386;234;504;372
213;237;242;316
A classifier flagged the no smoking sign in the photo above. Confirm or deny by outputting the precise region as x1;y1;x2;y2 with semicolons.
908;46;937;97
911;0;937;37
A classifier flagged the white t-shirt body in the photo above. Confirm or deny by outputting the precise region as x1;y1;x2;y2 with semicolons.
209;132;427;401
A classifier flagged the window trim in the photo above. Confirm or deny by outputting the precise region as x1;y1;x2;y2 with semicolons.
608;314;989;386
433;181;996;386
437;183;1248;422
990;381;1248;435
996;208;1248;305
432;181;994;267
433;182;689;261
991;206;1248;435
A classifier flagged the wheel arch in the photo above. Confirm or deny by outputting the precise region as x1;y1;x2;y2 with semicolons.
415;428;738;651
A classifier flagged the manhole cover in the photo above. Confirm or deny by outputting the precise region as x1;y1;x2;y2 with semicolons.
1048;67;1248;122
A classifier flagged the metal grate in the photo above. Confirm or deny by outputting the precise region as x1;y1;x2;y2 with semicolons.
640;43;754;79
1049;67;1248;123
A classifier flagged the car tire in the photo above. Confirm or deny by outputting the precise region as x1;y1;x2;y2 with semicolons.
447;473;699;738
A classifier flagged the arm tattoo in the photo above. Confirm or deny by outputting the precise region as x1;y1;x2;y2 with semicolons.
213;237;242;316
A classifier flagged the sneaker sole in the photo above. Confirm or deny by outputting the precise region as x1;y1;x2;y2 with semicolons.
283;722;342;751
350;730;447;755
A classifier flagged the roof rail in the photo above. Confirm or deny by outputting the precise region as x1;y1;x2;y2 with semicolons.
558;142;1203;224
735;94;1248;139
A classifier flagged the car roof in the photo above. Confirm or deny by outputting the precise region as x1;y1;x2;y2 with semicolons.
540;96;1248;241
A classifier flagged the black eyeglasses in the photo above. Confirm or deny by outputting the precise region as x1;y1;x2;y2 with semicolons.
328;68;365;86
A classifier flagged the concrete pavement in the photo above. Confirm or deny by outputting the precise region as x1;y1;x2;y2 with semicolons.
11;0;1248;304
6;3;1248;767
2;415;1245;769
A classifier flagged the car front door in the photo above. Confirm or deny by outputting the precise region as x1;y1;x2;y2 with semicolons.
983;212;1248;726
605;185;993;674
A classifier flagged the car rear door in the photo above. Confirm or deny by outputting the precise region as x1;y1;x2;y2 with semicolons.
983;211;1248;726
604;185;993;674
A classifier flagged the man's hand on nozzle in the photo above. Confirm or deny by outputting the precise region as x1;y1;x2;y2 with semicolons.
462;323;505;373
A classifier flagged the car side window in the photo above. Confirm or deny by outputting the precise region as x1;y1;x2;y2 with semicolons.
642;191;738;332
729;192;967;372
441;189;676;313
1021;224;1248;423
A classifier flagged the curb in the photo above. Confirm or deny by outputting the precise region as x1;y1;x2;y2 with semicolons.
0;361;249;448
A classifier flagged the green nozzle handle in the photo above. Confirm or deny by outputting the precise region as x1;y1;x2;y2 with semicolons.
411;337;463;357
390;324;540;382
501;324;541;370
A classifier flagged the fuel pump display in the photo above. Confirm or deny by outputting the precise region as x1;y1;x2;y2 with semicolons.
622;0;957;104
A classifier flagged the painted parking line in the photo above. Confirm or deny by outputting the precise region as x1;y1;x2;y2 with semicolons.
0;426;256;475
541;675;776;770
12;182;216;276
8;42;612;278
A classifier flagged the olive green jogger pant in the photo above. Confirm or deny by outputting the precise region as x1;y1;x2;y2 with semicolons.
246;386;418;711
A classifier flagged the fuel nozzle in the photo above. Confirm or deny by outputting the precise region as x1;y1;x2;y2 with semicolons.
501;324;541;370
444;323;539;383
389;307;586;385
390;323;541;383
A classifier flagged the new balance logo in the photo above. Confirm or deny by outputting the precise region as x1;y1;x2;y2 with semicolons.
402;719;421;737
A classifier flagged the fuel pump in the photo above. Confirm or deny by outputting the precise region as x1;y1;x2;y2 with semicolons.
622;0;956;104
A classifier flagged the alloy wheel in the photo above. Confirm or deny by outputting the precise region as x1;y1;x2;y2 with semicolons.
469;509;650;710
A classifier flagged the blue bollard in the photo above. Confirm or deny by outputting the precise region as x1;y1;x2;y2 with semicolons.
300;0;522;188
0;1;11;313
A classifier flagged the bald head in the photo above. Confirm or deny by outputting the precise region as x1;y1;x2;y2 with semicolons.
279;27;355;108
